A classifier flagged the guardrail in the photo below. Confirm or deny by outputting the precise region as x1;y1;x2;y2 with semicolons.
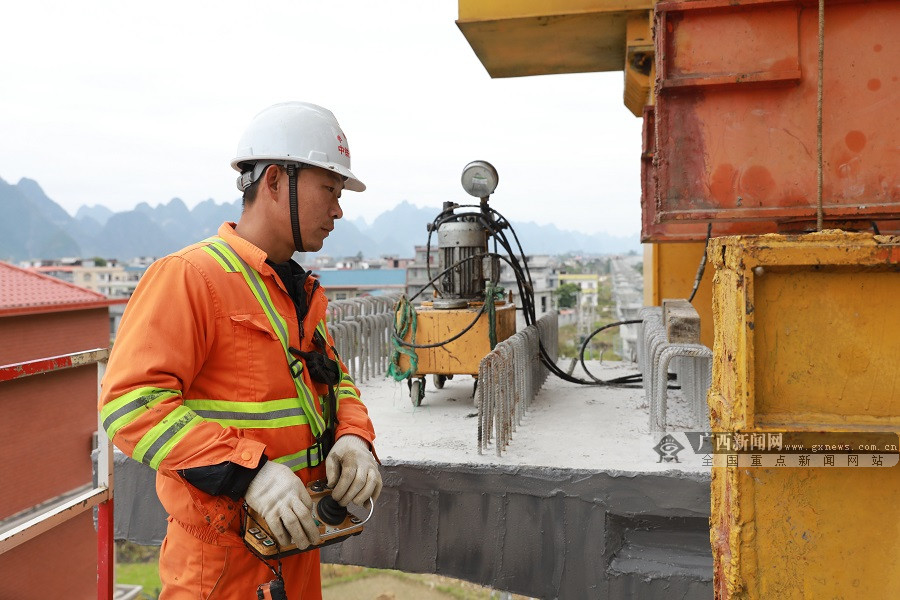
476;312;558;456
326;295;401;384
0;348;114;600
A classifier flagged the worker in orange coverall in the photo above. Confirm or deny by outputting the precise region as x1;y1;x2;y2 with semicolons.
100;102;381;599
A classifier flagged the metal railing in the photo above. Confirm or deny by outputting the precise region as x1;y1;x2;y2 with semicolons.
326;295;401;384
0;348;114;600
477;312;558;456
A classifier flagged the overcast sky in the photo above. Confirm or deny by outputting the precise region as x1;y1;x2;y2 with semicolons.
1;1;643;237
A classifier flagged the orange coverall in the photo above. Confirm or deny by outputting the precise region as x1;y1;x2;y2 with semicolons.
100;222;376;599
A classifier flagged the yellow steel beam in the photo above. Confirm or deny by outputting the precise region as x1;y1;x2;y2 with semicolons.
643;242;714;349
710;231;900;598
624;12;653;115
457;0;652;78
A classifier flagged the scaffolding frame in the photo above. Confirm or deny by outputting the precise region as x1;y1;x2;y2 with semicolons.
0;348;114;600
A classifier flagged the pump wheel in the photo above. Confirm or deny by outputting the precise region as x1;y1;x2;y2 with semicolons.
410;378;425;407
432;374;447;389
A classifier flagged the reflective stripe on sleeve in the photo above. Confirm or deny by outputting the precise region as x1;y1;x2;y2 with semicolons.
132;405;204;469
337;388;361;401
100;387;181;439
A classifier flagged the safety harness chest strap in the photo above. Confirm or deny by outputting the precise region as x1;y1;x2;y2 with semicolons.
201;237;327;439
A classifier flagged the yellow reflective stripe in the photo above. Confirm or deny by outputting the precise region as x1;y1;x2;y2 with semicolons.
205;238;326;438
209;241;290;346
202;245;238;273
184;398;310;429
316;320;328;340
273;445;323;472
101;387;180;439
132;405;203;469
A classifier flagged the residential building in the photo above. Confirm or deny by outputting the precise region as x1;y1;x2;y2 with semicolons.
405;245;440;301
0;261;124;598
609;255;644;361
558;272;601;307
28;259;148;299
314;269;406;302
499;254;559;328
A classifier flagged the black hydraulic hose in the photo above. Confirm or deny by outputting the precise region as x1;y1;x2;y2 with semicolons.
392;301;488;349
397;251;505;350
423;203;646;387
578;319;643;384
688;223;712;303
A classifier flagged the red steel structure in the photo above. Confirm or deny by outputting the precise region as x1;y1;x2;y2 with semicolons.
643;0;900;241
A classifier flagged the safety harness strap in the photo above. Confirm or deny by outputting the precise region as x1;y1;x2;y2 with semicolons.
202;237;327;439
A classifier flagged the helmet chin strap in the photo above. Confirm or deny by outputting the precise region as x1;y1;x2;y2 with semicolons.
287;164;304;253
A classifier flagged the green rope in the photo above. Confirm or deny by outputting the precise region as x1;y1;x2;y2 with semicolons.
485;283;505;350
388;295;419;381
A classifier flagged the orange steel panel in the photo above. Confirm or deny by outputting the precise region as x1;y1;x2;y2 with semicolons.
647;0;900;239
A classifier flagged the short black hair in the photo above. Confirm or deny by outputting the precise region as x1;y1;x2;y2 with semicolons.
241;176;263;210
241;164;284;210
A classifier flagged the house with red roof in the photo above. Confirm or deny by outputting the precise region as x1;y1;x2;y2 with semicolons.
0;261;126;599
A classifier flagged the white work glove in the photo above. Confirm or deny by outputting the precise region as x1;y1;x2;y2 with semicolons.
244;461;321;549
325;435;382;507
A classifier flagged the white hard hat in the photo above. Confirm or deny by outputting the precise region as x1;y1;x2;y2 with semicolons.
231;102;365;192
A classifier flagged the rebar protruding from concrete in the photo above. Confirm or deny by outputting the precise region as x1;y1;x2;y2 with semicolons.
326;294;401;385
477;312;557;456
653;344;712;431
638;306;712;431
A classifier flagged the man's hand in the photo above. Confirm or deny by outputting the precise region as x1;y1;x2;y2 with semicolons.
325;435;382;507
244;461;321;549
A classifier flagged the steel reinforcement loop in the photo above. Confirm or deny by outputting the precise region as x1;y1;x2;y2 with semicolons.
326;294;402;385
477;312;558;456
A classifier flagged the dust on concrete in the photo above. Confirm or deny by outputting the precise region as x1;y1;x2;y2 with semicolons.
361;360;709;475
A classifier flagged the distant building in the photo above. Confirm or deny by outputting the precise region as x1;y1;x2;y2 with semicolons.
405;245;440;301
499;255;559;327
558;273;601;307
369;255;414;270
27;259;148;299
609;254;644;361
314;269;406;301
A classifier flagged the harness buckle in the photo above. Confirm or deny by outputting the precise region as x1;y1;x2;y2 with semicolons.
288;356;304;379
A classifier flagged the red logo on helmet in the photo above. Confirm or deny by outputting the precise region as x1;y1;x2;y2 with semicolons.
337;135;350;158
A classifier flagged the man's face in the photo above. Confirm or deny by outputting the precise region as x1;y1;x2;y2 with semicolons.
282;166;345;253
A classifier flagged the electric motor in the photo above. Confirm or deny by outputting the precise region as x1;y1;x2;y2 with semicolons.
434;220;487;309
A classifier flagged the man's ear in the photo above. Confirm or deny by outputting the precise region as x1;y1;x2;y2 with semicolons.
263;164;282;198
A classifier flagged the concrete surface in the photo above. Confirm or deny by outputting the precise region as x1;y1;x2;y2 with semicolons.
105;360;714;599
362;360;710;475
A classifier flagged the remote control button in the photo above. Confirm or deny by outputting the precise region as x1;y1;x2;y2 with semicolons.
248;527;260;535
262;539;275;547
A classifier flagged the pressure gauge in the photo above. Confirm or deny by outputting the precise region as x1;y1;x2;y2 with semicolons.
460;160;499;199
